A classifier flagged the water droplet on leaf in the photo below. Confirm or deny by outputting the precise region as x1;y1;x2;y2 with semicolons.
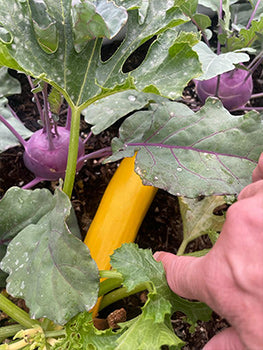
128;95;136;102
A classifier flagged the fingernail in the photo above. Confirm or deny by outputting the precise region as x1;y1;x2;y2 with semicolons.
153;251;163;261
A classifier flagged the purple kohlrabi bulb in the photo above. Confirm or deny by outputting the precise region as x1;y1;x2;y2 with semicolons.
195;68;253;111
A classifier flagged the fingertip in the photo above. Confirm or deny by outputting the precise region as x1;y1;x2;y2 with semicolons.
153;251;173;262
154;252;207;302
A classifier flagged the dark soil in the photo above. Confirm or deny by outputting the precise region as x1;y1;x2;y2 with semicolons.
0;42;262;348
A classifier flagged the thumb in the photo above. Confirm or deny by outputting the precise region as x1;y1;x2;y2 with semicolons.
203;327;245;350
154;251;207;302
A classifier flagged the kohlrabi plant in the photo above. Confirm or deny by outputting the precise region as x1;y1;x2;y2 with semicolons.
0;1;263;349
189;0;263;111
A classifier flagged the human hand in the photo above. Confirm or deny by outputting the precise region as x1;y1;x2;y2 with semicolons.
154;180;263;349
252;152;263;182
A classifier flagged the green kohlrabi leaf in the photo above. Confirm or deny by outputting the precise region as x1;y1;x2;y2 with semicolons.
111;244;211;349
0;186;99;325
226;17;263;52
0;67;21;97
82;90;166;135
177;196;226;255
108;98;262;198
48;86;63;115
198;0;239;13
231;1;263;28
193;41;250;80
192;13;211;31
54;243;211;350
0;97;33;152
53;311;124;350
72;0;128;52
0;0;201;109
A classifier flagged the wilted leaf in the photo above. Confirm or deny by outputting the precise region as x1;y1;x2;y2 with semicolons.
108;98;262;197
177;195;225;254
0;186;99;325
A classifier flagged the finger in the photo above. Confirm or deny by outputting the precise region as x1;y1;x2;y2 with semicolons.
154;251;207;302
252;153;263;182
203;327;245;350
238;179;263;200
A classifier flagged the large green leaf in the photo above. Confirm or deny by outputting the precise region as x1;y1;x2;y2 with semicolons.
108;98;262;197
0;0;201;109
0;186;99;325
198;0;239;12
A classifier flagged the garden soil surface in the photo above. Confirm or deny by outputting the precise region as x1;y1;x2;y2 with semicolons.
1;41;262;348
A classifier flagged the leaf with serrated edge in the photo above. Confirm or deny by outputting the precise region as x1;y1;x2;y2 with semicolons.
0;186;99;325
0;0;198;108
116;316;184;350
53;311;123;350
111;244;211;328
56;243;211;349
226;17;263;52
108;98;262;197
178;196;225;254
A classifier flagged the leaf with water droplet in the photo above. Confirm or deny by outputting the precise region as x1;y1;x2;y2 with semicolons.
82;90;166;134
0;186;99;325
109;98;263;197
0;0;199;108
